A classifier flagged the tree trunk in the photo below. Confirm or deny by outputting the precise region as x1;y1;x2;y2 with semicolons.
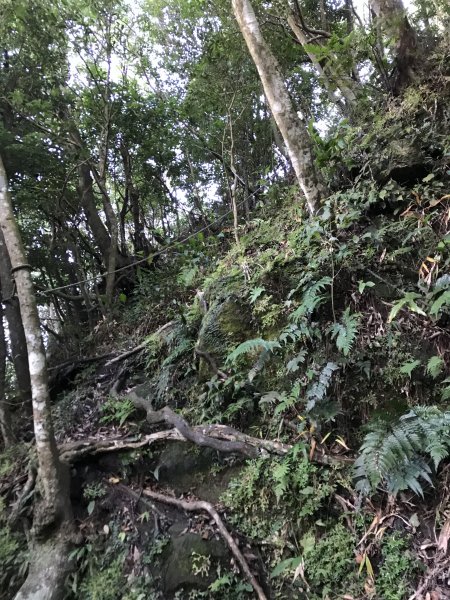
287;14;357;115
0;283;14;447
370;0;418;93
0;155;74;600
0;229;31;406
232;0;327;215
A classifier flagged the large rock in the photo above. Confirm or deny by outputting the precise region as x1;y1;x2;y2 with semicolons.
160;521;229;596
196;296;254;380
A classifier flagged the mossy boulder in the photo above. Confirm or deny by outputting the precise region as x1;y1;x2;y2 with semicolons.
196;296;254;380
161;522;229;596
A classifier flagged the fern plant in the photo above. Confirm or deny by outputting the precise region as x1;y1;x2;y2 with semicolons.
225;338;280;365
306;362;339;413
329;308;360;357
355;406;450;496
290;277;332;323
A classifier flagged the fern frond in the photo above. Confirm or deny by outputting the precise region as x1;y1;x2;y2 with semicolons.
273;459;291;503
226;338;280;365
248;348;271;382
306;362;339;412
355;406;450;496
329;308;360;357
290;277;332;323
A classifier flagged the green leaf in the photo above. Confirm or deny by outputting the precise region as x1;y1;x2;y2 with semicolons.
399;359;421;377
388;292;426;323
358;280;375;294
427;356;444;379
87;500;95;515
270;556;302;578
430;291;450;316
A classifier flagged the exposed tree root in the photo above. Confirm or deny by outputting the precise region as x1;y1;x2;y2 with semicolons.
127;392;260;458
9;463;37;526
59;423;351;467
141;488;268;600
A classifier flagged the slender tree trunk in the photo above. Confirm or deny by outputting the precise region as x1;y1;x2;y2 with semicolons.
370;0;418;93
232;0;327;214
0;229;31;406
0;155;74;600
287;15;356;114
0;285;14;447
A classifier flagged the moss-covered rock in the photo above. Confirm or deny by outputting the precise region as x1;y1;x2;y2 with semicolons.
160;522;229;596
196;296;254;380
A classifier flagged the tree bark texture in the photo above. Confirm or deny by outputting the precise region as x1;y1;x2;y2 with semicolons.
0;229;31;405
0;154;74;600
232;0;327;215
0;284;14;446
370;0;418;93
287;14;358;114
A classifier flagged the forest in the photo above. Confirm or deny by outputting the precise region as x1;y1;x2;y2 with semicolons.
0;0;449;598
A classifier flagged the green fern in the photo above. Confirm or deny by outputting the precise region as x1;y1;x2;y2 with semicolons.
429;290;450;316
329;308;360;357
290;277;332;323
355;406;450;496
226;338;280;365
306;362;339;413
273;460;290;503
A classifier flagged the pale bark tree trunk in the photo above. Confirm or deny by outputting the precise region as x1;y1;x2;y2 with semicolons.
370;0;418;93
287;15;357;115
0;285;14;447
0;155;74;600
0;229;31;406
232;0;327;214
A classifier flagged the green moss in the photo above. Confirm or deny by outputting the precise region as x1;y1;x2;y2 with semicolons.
79;557;125;600
301;523;363;598
375;533;421;600
197;297;254;379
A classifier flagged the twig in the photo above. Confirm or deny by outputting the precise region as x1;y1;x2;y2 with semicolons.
142;488;268;600
117;484;165;518
194;347;229;380
408;557;450;600
104;321;175;367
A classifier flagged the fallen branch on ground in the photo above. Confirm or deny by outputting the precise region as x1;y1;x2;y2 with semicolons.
48;352;114;372
142;488;268;600
407;556;450;600
59;424;351;467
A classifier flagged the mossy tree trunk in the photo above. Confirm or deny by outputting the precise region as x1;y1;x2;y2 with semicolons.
370;0;418;93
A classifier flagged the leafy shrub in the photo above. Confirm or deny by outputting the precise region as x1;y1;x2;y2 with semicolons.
79;557;125;600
